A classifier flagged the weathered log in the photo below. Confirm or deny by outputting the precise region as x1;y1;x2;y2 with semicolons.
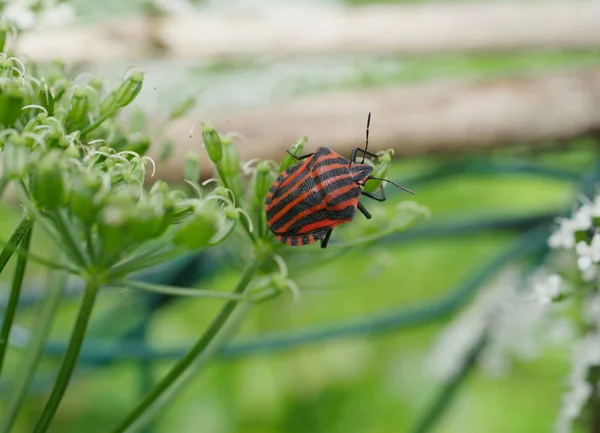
152;68;600;181
17;1;600;62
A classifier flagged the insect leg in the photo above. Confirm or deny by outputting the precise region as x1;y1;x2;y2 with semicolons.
320;229;333;248
356;202;372;219
350;147;380;164
361;183;386;202
287;150;315;160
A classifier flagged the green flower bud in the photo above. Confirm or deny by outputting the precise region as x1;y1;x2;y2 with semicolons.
38;81;55;116
29;150;67;210
217;138;242;199
70;171;103;226
89;77;104;93
130;196;169;242
253;161;275;204
0;21;9;53
67;87;90;126
184;151;200;184
173;202;222;250
98;204;135;263
115;70;144;108
0;86;25;126
363;149;392;193
252;161;276;238
2;135;29;179
201;123;222;163
279;137;307;172
150;180;170;196
99;91;118;116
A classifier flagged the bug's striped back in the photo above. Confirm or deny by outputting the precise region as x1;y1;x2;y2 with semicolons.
265;147;374;244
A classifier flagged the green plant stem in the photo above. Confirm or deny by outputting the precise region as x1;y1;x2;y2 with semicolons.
111;261;258;433
107;248;186;279
53;209;90;269
116;279;249;301
33;280;101;433
0;223;33;375
80;109;116;137
0;176;9;200
0;215;34;277
409;333;487;433
0;236;79;273
127;296;253;432
0;267;68;433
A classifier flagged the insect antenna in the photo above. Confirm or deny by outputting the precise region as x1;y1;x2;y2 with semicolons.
362;111;371;164
368;176;415;195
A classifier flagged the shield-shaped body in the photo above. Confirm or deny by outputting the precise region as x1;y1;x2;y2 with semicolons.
265;147;373;246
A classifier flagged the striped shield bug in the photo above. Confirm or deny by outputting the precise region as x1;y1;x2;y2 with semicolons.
265;113;414;248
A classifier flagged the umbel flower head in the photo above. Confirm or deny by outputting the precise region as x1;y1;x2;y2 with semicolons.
0;52;255;282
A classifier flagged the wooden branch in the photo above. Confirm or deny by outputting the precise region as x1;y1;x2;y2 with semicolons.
18;1;600;63
152;68;600;181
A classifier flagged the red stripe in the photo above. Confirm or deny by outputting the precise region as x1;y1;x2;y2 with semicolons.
267;171;352;226
298;219;337;233
268;152;341;209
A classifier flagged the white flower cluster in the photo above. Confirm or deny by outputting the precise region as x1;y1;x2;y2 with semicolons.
429;195;600;432
549;198;600;281
556;321;600;432
427;269;573;381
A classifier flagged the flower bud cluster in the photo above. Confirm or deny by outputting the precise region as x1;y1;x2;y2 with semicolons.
0;54;251;278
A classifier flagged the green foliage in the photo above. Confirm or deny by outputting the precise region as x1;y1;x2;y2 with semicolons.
0;13;427;433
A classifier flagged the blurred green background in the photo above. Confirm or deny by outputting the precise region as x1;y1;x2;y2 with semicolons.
2;0;600;432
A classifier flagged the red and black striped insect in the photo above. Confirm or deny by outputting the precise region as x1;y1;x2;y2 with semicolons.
265;113;414;248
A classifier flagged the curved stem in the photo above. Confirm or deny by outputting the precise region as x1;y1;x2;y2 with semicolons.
80;109;116;138
0;223;33;375
0;215;34;277
107;248;187;279
110;261;258;433
115;279;249;301
0;236;79;274
409;334;487;433
0;267;68;433
33;280;100;433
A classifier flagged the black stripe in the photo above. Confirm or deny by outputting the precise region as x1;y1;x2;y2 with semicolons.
317;175;355;196
267;167;351;218
291;237;298;246
324;186;361;207
301;235;310;245
311;157;349;172
271;208;329;232
279;205;356;234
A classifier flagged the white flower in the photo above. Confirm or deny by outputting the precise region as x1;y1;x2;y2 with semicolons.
561;381;592;419
572;205;593;231
557;330;600;430
549;219;577;249
582;293;600;326
575;233;600;271
549;206;594;250
532;274;563;304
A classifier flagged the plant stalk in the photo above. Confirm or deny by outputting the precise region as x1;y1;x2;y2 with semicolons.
0;215;34;276
110;261;258;433
0;223;33;375
33;280;101;433
0;267;68;433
